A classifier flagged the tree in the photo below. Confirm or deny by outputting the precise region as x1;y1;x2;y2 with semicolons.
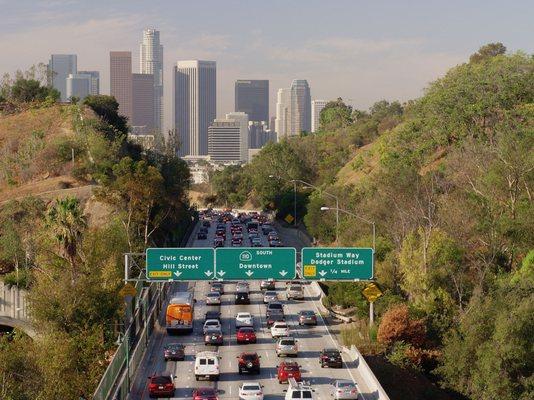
319;98;353;131
45;197;86;281
438;256;534;400
469;42;506;63
377;304;427;348
10;78;59;103
83;95;129;138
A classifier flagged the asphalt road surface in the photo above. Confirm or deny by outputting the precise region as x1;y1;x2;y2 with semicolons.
129;216;368;399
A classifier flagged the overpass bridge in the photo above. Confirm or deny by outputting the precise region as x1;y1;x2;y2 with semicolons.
0;281;35;337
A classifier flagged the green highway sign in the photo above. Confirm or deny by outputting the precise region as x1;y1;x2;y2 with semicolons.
301;247;373;281
215;247;296;280
146;248;215;281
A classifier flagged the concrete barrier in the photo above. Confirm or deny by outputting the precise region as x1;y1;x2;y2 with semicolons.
0;281;35;337
342;345;390;400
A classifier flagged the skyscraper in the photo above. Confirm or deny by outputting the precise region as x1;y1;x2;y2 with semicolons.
173;60;216;157
311;99;327;132
132;73;155;133
290;79;311;135
48;54;77;102
234;80;269;123
66;73;92;100
208;112;249;163
110;51;133;121
275;88;290;140
78;71;100;95
140;28;163;133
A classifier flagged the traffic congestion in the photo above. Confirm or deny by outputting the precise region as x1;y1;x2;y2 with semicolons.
134;209;361;400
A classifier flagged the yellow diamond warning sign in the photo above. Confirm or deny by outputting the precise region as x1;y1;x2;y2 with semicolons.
362;282;383;302
284;214;295;224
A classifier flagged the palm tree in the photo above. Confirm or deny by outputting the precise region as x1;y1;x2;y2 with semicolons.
46;197;86;282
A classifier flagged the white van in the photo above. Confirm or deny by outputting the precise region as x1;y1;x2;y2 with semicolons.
284;378;316;399
194;351;221;381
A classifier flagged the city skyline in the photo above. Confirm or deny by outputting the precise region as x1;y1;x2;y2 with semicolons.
3;1;532;132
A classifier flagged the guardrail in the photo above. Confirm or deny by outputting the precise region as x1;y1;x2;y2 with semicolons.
308;281;390;400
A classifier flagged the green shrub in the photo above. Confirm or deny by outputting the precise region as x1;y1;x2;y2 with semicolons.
2;268;33;290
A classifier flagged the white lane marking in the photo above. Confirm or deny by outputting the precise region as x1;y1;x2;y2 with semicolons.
229;385;232;395
306;285;368;400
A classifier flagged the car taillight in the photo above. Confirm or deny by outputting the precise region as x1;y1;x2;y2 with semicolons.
166;383;173;389
149;383;157;390
338;390;343;393
351;390;358;394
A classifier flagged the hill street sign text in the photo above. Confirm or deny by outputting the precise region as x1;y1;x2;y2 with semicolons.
146;248;215;281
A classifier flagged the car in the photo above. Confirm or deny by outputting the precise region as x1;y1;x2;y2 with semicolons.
260;279;276;290
266;301;284;318
298;310;317;326
271;321;290;338
192;387;219;400
277;361;302;383
213;238;224;248
237;352;261;374
248;233;260;245
202;220;211;228
163;343;185;361
284;378;316;400
204;327;223;346
206;292;221;305
263;290;278;304
195;351;221;381
236;327;257;344
235;312;254;328
203;319;221;334
205;310;221;322
320;348;343;368
286;284;304;300
331;380;359;400
251;239;263;247
199;226;209;233
276;336;298;357
261;224;274;235
269;239;284;247
238;382;264;400
236;281;250;292
211;282;224;294
267;231;279;240
235;291;250;305
266;311;285;328
197;231;207;240
215;230;226;239
147;374;175;398
232;237;243;246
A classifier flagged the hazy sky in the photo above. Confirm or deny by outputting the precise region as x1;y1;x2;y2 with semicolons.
1;0;533;131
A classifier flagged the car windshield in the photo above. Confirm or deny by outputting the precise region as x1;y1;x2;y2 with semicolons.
284;364;298;371
265;291;277;296
151;376;171;384
242;354;257;360
238;313;251;318
206;320;219;326
338;382;354;388
290;285;301;291
207;293;219;297
198;388;216;395
165;344;183;350
269;303;283;310
243;385;261;391
274;323;287;328
301;311;314;316
280;339;294;345
239;328;254;333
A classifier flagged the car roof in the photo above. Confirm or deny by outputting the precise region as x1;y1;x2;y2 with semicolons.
323;348;340;353
237;312;251;316
204;319;220;324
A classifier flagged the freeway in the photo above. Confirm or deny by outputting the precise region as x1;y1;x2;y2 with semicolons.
129;213;370;399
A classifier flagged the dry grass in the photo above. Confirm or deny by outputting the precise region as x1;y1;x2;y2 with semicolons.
335;141;379;187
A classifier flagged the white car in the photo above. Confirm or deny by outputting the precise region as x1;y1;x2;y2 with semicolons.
206;292;221;305
194;351;220;381
271;321;290;338
285;378;316;399
203;319;221;334
235;312;254;328
239;382;264;400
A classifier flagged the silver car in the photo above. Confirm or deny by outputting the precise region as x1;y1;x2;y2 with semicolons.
263;290;278;304
331;380;358;400
286;284;304;300
276;336;298;357
206;292;221;305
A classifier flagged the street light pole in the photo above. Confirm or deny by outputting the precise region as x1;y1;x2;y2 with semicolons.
321;206;376;325
293;180;297;228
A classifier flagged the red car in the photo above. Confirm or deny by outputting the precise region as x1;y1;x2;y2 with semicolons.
192;387;219;400
277;361;302;383
148;374;175;398
237;352;261;374
236;327;257;344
